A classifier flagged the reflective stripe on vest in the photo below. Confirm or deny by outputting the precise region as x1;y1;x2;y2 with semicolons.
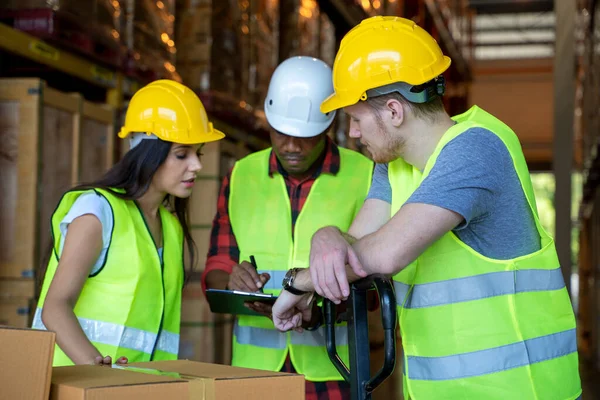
390;106;581;399
35;188;184;366
407;328;577;381
228;147;372;381
234;320;348;348
393;267;565;309
259;270;286;290
32;308;179;355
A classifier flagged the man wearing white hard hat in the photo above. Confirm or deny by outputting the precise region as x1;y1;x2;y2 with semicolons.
202;56;373;398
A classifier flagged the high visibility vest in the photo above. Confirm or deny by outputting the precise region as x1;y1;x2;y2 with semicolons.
229;147;373;381
32;188;184;366
389;106;581;399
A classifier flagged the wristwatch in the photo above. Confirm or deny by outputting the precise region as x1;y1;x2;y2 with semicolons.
282;268;309;296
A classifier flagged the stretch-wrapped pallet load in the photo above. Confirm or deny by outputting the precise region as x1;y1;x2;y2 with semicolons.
175;0;213;92
247;0;279;108
319;12;335;66
123;0;179;81
177;0;278;111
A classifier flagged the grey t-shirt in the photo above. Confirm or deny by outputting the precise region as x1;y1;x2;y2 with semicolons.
366;128;540;260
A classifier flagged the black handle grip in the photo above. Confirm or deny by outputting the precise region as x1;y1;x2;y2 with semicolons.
323;274;397;396
366;276;397;392
324;299;350;381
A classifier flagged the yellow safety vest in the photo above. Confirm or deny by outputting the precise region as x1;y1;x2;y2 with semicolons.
389;106;581;399
229;147;373;381
32;188;184;366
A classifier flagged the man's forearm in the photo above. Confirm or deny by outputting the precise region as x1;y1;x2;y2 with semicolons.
294;228;364;292
294;264;366;292
204;269;230;290
294;267;314;292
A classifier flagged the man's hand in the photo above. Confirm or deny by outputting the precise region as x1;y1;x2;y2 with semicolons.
244;301;273;318
247;299;322;330
272;291;314;332
228;261;270;292
309;227;367;303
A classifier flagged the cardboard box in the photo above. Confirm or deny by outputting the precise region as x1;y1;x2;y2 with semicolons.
178;42;211;64
0;298;31;328
179;279;230;364
51;360;304;400
50;365;189;400
189;178;219;226
178;62;211;92
0;278;35;328
0;326;302;399
0;79;80;279
0;278;35;299
191;228;211;269
0;326;55;400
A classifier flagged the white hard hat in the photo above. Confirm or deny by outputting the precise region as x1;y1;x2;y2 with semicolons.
264;56;336;138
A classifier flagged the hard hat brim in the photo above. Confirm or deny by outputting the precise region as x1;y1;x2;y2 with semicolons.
320;92;357;114
266;108;336;138
179;129;226;145
118;128;225;145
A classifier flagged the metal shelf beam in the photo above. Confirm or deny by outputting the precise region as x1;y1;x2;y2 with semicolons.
0;23;117;88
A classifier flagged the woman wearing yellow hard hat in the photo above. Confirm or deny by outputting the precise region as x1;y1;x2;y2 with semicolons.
272;16;582;400
32;79;224;366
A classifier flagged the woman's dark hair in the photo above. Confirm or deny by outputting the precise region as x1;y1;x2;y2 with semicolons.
37;138;197;297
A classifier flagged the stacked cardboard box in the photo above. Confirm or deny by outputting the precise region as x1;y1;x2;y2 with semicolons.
277;0;335;65
189;140;221;270
0;279;35;328
180;139;235;364
176;0;278;110
121;0;179;81
0;78;115;328
0;326;304;400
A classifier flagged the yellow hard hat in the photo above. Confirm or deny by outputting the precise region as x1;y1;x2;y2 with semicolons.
118;79;225;145
321;16;451;113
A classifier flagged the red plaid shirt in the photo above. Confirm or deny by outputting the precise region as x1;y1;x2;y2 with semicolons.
202;137;341;279
202;138;350;399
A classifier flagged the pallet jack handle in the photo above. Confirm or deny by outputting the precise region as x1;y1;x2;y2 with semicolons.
324;274;397;400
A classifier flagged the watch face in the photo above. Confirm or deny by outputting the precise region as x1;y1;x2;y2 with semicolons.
282;270;292;287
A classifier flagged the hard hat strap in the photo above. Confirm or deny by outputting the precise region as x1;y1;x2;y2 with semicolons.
365;76;446;104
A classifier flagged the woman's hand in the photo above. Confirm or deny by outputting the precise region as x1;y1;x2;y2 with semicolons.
92;355;128;366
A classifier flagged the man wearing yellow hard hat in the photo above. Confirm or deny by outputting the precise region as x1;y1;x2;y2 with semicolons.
270;16;582;400
33;80;224;366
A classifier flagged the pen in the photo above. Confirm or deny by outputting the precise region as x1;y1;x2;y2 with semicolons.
249;255;263;293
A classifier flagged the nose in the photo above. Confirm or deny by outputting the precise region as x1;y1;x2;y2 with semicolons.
190;153;202;173
348;120;361;139
282;136;302;153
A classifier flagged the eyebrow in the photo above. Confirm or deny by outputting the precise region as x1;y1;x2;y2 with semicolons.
173;145;192;150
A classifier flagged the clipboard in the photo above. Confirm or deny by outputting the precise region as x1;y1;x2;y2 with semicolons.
206;288;278;316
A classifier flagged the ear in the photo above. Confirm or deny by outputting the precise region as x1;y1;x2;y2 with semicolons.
386;98;405;128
